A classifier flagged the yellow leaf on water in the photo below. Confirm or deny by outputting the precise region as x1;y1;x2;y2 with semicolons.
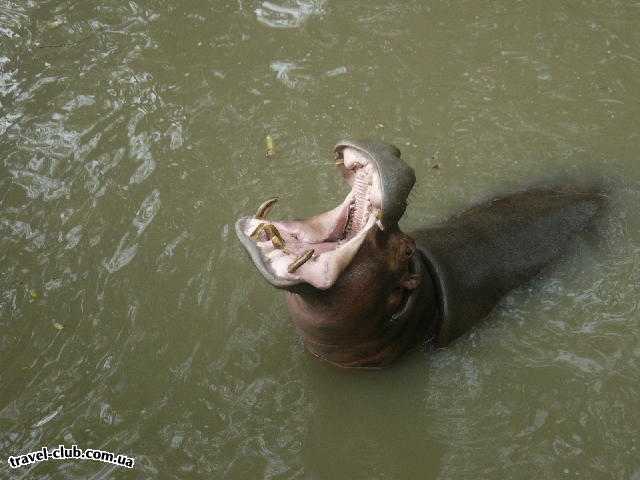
30;291;38;299
53;322;64;330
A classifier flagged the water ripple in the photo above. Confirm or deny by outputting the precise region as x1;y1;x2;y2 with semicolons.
255;1;325;29
105;189;160;273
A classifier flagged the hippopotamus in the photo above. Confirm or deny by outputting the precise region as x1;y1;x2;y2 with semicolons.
235;140;605;369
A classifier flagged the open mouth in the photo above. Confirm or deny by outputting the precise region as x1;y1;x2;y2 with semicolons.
235;140;415;290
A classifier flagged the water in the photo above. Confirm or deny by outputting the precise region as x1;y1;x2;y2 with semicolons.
1;1;639;478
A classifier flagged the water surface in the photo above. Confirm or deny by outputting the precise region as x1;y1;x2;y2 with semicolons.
1;1;639;478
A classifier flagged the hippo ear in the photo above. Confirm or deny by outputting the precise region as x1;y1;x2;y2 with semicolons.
401;273;421;290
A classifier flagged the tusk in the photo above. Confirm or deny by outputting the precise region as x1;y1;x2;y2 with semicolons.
288;249;314;273
255;198;278;219
263;224;286;250
250;222;266;240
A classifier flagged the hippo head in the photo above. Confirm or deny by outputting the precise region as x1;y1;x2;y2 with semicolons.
235;140;439;368
235;140;417;291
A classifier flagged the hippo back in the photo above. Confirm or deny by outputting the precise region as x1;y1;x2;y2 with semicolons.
413;188;606;346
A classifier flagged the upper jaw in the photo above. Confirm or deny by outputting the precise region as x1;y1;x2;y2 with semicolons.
334;140;415;229
235;139;416;290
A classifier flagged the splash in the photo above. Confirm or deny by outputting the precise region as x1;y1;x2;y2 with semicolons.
255;1;325;29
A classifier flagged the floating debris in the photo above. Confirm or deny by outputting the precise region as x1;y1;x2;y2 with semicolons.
325;66;348;77
265;135;275;158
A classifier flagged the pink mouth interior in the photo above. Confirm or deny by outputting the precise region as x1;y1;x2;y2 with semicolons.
240;147;383;289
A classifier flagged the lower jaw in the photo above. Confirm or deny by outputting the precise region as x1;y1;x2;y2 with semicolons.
237;197;378;289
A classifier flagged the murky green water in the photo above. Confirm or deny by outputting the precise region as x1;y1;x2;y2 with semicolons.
1;1;639;478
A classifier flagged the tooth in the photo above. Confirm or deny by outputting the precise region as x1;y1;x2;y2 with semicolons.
271;236;285;250
255;198;278;219
250;222;266;240
288;249;314;273
263;224;286;249
342;204;354;239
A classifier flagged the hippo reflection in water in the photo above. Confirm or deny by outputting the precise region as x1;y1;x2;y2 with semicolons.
236;140;605;369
